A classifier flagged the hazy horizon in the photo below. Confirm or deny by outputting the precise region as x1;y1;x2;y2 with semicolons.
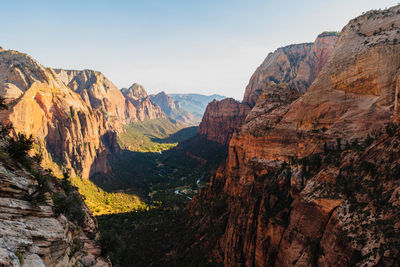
1;0;397;99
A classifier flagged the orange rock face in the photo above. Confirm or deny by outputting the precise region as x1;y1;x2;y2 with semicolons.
242;33;338;107
198;33;337;147
198;98;251;145
0;51;113;178
0;54;171;179
55;69;134;129
188;5;400;267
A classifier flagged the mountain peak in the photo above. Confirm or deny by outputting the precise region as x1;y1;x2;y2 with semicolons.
122;83;148;99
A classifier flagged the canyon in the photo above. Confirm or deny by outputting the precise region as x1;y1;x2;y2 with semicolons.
0;3;399;267
0;52;202;180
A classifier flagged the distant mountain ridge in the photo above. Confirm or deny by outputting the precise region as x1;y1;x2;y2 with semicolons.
150;91;200;125
169;93;226;117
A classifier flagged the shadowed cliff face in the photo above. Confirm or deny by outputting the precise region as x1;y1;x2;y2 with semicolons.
188;5;400;267
198;98;250;145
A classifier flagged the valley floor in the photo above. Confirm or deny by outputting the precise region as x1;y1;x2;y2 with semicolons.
73;122;227;266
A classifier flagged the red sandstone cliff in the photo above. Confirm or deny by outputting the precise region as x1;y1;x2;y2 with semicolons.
0;57;172;179
0;50;112;179
188;5;400;267
198;32;337;147
243;32;338;107
55;70;165;129
198;98;250;145
55;69;135;130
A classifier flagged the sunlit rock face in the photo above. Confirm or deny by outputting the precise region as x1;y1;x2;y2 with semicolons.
0;52;169;179
55;70;165;129
121;83;165;122
198;31;337;147
242;32;338;107
150;91;199;125
188;5;400;267
0;152;110;266
0;50;113;179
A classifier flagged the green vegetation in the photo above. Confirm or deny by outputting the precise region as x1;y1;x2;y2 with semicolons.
6;133;34;164
70;175;147;216
69;239;84;257
29;170;50;205
98;208;195;266
117;118;190;152
95;134;227;266
319;31;340;37
69;106;76;119
52;192;86;226
15;251;24;265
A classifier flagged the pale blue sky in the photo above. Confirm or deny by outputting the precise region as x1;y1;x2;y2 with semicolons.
0;0;397;99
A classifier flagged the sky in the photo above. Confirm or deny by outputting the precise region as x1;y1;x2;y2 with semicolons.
0;0;398;99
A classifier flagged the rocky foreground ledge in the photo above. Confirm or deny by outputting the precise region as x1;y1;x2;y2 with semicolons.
0;153;110;266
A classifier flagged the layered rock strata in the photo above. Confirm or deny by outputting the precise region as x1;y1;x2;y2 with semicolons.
0;50;110;179
198;98;250;145
242;32;338;107
198;32;337;146
188;5;400;267
120;83;165;121
0;157;110;266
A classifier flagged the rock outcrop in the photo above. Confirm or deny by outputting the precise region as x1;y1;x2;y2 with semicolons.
0;151;110;266
150;91;199;125
121;83;165;121
0;50;111;179
0;55;170;179
243;32;338;107
55;70;160;130
198;98;250;145
187;5;400;267
198;32;337;147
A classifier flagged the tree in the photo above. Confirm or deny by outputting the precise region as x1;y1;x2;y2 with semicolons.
0;97;12;139
6;133;34;163
336;138;342;151
0;96;8;110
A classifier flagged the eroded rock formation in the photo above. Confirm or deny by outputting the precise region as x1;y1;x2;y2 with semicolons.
0;155;110;266
242;32;338;107
0;50;111;179
198;32;337;147
55;69;135;130
198;98;250;145
120;83;165;121
188;5;400;267
0;53;171;179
